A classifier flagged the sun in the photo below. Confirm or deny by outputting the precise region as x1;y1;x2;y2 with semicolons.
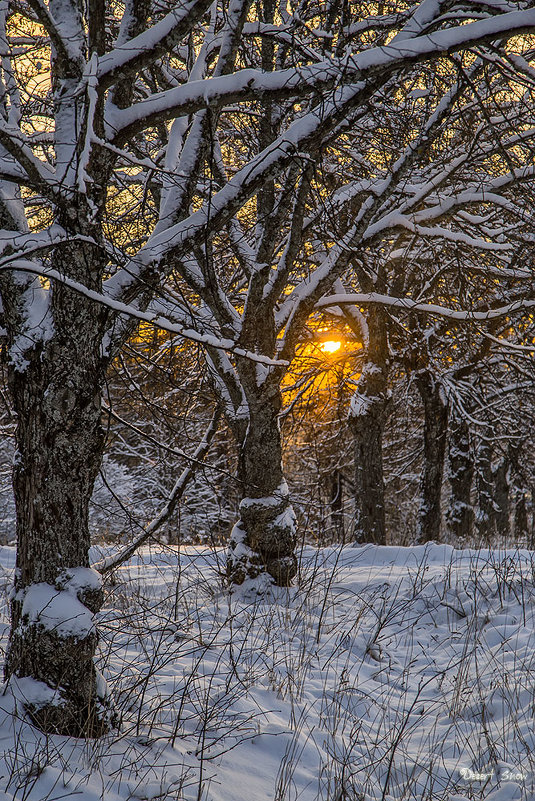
320;340;342;354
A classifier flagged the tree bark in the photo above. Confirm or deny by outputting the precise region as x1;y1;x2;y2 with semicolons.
493;458;510;538
513;489;528;541
475;431;495;542
446;414;474;541
3;233;112;736
350;306;389;545
329;470;344;542
227;377;297;586
0;0;118;736
529;489;535;550
415;372;449;543
350;397;388;545
508;445;528;543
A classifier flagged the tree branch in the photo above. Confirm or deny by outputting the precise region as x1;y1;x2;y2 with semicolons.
94;406;222;575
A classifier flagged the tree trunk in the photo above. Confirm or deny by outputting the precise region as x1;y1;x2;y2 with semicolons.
475;432;495;542
4;241;112;737
513;489;528;542
329;470;344;542
507;445;528;543
350;307;389;545
493;458;510;538
227;379;297;587
350;396;388;545
416;372;448;543
446;414;474;541
529;489;535;550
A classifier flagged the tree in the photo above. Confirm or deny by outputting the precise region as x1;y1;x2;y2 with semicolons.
446;411;474;541
347;305;390;545
2;0;535;736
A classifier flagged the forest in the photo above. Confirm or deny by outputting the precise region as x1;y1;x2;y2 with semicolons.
1;0;535;797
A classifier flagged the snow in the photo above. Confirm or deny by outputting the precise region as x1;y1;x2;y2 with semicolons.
317;291;535;323
239;479;289;510
349;391;371;417
77;54;99;197
271;505;297;531
7;265;53;373
1;542;535;800
15;568;101;639
98;0;212;85
18;581;96;638
57;566;102;594
106;9;535;138
8;676;64;709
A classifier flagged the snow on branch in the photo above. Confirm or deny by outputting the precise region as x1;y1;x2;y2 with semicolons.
94;407;222;575
107;9;535;141
370;216;514;251
317;292;535;322
0;259;288;366
25;0;82;72
0;123;57;197
479;329;535;352
97;0;215;90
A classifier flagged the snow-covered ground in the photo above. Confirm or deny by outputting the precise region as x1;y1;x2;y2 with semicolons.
1;542;535;801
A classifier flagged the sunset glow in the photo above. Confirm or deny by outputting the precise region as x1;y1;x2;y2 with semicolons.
320;340;342;354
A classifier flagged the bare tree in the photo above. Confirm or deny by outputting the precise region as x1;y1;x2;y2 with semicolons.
446;412;474;542
2;0;535;736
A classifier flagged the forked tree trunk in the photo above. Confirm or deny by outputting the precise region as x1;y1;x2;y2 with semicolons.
227;379;297;586
350;307;389;546
416;372;448;543
4;242;112;737
446;414;474;541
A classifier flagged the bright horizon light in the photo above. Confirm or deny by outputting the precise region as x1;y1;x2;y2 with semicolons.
320;340;342;354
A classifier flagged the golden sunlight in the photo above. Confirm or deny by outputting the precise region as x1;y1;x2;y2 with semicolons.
320;340;342;354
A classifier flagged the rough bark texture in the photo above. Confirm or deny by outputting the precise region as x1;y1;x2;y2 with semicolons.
415;372;448;543
227;377;297;586
446;415;474;541
508;445;528;543
513;489;529;541
329;470;344;541
529;489;535;550
493;458;510;538
351;403;388;545
475;432;495;542
223;9;299;587
350;307;389;546
3;226;112;736
0;0;121;736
